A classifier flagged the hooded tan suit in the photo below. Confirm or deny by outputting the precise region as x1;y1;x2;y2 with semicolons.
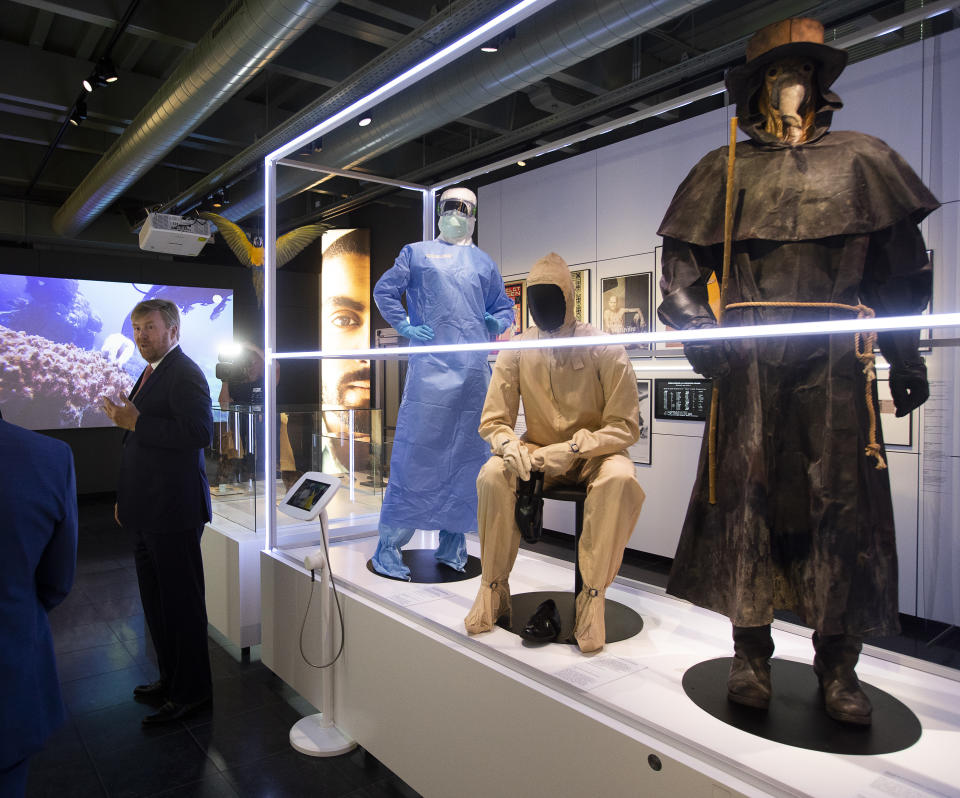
464;253;645;652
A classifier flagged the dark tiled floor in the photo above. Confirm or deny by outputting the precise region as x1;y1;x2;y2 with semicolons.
30;495;421;798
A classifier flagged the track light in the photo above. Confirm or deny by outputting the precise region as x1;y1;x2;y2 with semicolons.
211;188;228;209
69;99;87;126
99;58;118;83
82;57;118;92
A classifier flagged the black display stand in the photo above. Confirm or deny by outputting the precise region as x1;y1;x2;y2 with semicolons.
682;657;922;755
500;590;643;646
367;549;481;583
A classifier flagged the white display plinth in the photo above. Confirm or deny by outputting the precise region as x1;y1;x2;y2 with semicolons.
260;532;960;798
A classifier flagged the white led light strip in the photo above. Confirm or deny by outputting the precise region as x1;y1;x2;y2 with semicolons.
272;313;960;361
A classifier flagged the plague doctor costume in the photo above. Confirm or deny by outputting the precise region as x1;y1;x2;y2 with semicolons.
371;188;515;580
464;253;645;652
657;18;938;724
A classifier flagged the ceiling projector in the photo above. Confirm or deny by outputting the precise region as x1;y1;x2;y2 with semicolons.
138;212;212;256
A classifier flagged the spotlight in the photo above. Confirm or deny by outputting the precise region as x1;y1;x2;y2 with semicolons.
480;43;498;53
517;160;526;167
82;57;118;92
99;58;118;83
358;116;372;127
211;188;228;209
69;99;87;126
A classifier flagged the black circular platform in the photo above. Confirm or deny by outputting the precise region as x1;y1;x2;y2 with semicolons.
366;549;481;583
682;657;921;755
498;590;643;646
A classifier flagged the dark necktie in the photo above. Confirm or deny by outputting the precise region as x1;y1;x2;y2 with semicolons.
131;364;154;399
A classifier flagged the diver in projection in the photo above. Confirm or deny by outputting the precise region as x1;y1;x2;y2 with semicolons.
657;18;938;725
464;252;645;653
371;187;515;580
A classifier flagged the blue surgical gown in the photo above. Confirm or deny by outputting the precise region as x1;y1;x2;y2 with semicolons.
374;238;515;536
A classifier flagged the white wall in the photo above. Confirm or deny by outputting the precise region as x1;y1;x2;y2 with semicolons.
479;29;960;623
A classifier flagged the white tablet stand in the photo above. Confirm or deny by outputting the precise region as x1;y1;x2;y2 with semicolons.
281;473;356;757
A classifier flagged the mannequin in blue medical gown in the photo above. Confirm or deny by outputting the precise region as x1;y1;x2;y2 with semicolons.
371;187;515;579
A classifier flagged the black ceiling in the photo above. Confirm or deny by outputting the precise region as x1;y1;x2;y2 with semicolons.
1;0;956;249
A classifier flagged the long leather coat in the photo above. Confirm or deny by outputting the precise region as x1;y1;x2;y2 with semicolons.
657;96;938;637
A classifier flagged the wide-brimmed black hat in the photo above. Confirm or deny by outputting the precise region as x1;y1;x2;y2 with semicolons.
725;18;848;111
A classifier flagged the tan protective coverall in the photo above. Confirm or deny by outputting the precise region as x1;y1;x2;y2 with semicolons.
464;253;645;652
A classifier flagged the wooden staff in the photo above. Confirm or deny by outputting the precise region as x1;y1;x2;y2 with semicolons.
708;115;738;504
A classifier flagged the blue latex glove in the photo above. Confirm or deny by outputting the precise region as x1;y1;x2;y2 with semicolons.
397;321;434;342
484;313;502;334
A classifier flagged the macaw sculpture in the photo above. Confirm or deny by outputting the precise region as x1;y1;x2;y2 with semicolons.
199;212;328;306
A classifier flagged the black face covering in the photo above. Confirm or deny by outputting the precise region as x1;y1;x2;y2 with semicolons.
527;284;566;332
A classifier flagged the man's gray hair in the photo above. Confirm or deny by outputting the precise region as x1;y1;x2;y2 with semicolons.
132;299;180;337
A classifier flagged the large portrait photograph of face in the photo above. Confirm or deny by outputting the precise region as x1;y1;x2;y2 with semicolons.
320;228;372;475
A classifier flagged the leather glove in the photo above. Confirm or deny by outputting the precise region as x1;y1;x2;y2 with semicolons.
683;320;729;379
498;438;531;481
397;321;434;342
530;441;579;476
890;358;929;417
484;313;504;334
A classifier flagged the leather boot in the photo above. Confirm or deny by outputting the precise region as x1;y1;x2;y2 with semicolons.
813;632;872;726
464;579;511;634
728;625;774;709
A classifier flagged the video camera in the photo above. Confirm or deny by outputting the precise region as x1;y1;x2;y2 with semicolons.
216;344;255;382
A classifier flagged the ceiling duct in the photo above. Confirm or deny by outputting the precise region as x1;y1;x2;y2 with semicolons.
162;0;512;220
51;0;339;238
223;0;713;223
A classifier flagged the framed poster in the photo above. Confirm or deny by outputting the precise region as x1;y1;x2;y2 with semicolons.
602;272;652;354
653;245;721;357
571;268;591;323
501;279;525;338
877;379;912;447
628;378;652;465
654;378;713;421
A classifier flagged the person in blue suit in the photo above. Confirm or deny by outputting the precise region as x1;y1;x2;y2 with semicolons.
371;187;515;580
101;298;214;725
0;408;77;797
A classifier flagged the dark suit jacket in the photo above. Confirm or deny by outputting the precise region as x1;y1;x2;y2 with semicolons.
117;345;213;532
0;420;77;767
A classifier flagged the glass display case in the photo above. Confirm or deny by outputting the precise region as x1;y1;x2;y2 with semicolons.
206;403;385;542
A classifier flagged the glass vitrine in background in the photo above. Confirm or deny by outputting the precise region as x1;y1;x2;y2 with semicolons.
205;403;385;540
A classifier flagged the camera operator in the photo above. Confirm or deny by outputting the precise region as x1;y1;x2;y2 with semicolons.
215;344;268;485
217;343;266;409
215;344;298;489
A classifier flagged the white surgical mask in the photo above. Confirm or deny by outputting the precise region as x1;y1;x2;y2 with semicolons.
438;213;474;242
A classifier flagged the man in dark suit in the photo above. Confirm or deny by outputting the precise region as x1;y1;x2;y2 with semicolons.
0;408;78;796
101;298;214;725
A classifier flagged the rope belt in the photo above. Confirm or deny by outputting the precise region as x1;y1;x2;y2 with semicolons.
724;300;886;470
